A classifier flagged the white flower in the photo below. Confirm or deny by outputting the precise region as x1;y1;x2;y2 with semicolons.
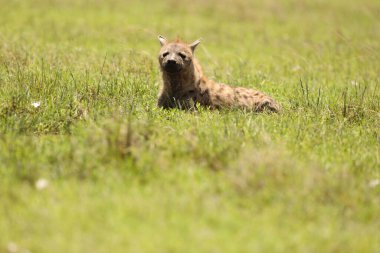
31;101;41;108
291;65;301;72
7;242;18;253
351;80;358;86
35;178;49;190
368;179;380;188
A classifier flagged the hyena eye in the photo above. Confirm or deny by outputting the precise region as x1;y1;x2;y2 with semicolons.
178;53;186;59
162;52;169;57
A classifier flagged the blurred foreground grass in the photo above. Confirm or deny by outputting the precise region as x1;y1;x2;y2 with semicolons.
0;0;379;252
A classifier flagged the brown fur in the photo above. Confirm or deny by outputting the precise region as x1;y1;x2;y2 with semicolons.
157;36;280;112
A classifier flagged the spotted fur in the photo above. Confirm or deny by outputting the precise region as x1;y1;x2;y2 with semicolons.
157;36;280;112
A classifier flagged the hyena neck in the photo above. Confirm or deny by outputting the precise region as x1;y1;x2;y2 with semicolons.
162;61;202;96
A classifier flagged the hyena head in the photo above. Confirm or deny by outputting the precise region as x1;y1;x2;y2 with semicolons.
157;35;201;74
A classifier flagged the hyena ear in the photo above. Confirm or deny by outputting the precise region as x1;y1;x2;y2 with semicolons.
189;39;201;52
158;35;167;46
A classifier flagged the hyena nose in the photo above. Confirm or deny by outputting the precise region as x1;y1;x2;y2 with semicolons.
167;59;176;65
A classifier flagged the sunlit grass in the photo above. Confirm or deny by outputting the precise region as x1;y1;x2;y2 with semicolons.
0;0;379;252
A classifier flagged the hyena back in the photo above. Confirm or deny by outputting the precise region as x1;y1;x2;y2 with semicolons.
157;35;280;112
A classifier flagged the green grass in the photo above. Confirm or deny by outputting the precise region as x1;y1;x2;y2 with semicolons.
1;0;380;252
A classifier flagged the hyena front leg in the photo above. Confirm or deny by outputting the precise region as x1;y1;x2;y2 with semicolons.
158;91;197;110
157;92;175;109
157;93;194;109
177;91;198;110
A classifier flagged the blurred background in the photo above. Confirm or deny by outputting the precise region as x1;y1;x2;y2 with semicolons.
1;1;379;253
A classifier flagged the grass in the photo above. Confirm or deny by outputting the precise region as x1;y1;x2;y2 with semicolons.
0;0;379;252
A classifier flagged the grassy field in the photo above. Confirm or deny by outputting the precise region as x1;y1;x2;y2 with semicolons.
1;0;379;252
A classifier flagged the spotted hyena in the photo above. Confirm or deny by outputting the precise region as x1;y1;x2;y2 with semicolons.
157;35;280;112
